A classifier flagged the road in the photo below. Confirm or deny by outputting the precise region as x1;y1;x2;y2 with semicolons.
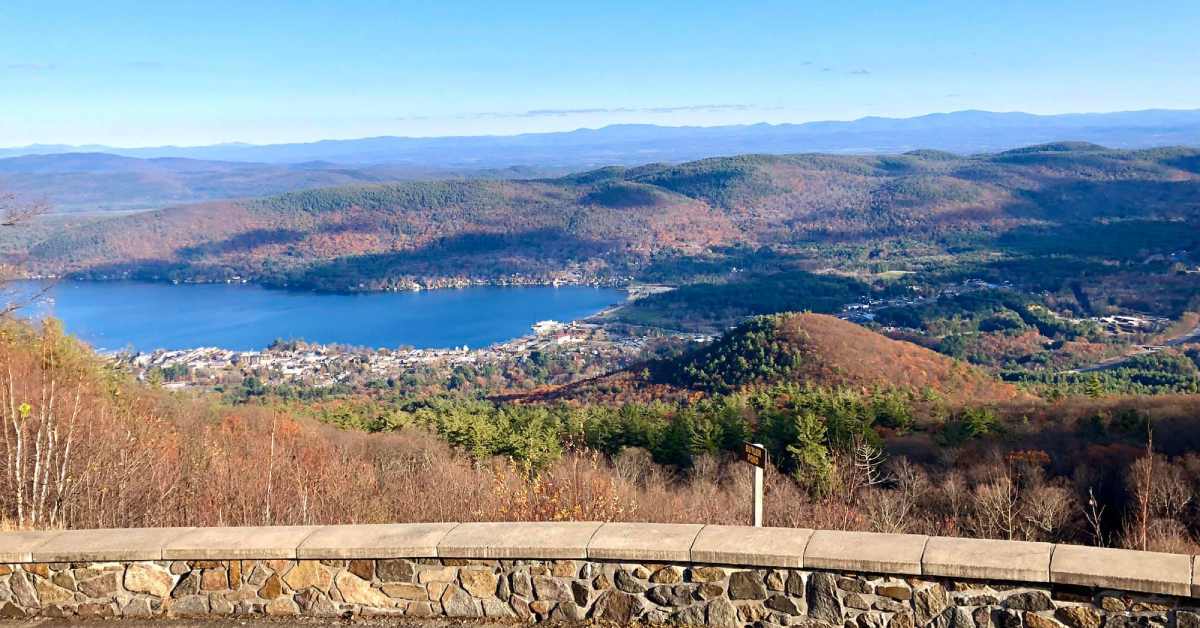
1064;323;1200;374
1165;323;1200;347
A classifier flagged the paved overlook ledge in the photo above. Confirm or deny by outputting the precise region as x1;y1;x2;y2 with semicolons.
0;523;1197;625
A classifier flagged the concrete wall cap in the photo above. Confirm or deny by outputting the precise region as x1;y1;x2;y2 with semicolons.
31;526;194;563
1193;556;1200;598
439;521;601;559
298;522;458;559
922;536;1051;582
804;530;927;575
162;525;321;560
6;521;1200;601
587;522;703;562
1051;543;1191;596
0;529;63;563
691;525;812;568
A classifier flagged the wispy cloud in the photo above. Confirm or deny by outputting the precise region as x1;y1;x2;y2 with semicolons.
516;107;634;117
5;62;56;71
848;69;871;75
644;104;756;114
125;60;165;70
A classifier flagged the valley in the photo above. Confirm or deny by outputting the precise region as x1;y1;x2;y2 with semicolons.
8;6;1200;624
8;142;1200;398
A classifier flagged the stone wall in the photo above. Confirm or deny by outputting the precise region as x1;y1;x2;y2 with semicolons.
0;522;1197;626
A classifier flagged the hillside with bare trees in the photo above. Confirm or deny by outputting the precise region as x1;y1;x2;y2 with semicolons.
5;315;1200;555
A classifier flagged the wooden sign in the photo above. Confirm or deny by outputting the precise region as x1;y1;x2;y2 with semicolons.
742;442;767;468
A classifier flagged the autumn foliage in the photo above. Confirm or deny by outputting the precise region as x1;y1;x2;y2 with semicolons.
5;318;1200;556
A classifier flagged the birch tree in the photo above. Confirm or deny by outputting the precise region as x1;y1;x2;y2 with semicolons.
1;321;86;528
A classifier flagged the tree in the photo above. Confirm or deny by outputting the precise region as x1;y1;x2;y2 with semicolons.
787;410;832;495
1;321;89;527
1;185;49;318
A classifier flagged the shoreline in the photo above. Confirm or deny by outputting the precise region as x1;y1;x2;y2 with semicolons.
115;319;711;393
11;279;644;356
21;271;634;296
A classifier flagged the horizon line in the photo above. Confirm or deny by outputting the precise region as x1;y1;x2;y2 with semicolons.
4;106;1199;153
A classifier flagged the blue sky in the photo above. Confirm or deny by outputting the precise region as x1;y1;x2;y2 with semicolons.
2;1;1198;146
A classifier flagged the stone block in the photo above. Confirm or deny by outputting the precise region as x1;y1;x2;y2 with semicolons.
728;571;767;600
32;527;192;563
691;525;813;568
438;521;600;559
441;584;480;617
282;561;332;592
807;572;843;624
162;525;320;560
532;575;572;602
78;571;121;598
595;590;645;623
587;522;703;562
922;536;1052;583
380;582;425;600
650;565;683;583
333;570;391;607
124;562;174;598
298;523;456;559
803;530;927;575
0;530;62;563
459;568;498;597
1050;544;1190;596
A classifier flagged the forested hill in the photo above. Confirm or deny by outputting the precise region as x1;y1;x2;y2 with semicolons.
507;313;1024;405
14;143;1200;290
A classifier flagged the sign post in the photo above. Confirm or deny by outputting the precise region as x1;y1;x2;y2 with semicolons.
742;442;767;527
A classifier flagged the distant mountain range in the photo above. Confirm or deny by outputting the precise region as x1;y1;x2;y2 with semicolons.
5;109;1200;168
0;153;559;212
4;108;1198;213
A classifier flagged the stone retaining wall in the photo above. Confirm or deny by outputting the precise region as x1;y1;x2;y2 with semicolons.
0;522;1197;627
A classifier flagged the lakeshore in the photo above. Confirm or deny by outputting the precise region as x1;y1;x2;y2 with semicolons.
11;280;624;352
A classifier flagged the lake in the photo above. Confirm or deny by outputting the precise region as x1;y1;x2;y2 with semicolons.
8;281;623;352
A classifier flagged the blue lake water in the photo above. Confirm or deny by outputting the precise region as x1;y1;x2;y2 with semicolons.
10;281;622;352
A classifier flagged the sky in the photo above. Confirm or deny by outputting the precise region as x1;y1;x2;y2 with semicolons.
2;1;1199;147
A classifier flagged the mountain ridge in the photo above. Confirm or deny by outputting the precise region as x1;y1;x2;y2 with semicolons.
4;109;1199;167
13;142;1200;293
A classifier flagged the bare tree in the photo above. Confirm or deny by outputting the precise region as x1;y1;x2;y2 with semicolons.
613;447;653;487
0;184;50;318
1151;456;1192;521
973;474;1020;539
1;324;86;528
863;457;927;534
1126;428;1155;550
1021;484;1074;541
852;436;886;487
